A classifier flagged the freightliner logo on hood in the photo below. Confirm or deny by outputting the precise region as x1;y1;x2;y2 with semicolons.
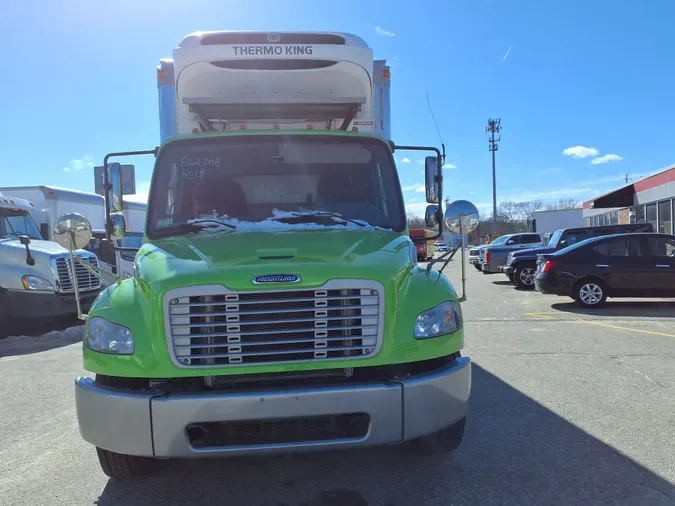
252;274;301;284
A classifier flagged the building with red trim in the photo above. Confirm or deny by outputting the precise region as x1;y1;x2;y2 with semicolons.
582;164;675;234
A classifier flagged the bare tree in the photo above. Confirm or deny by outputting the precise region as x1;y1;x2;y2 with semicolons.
544;198;580;210
516;200;544;219
407;215;426;229
497;201;522;224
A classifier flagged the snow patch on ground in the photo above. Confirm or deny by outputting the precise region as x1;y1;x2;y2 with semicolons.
0;324;84;357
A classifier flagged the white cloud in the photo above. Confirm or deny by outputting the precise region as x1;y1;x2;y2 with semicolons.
401;183;424;192
401;157;411;163
502;47;512;61
416;159;425;165
375;26;396;37
443;163;457;169
415;186;425;193
63;155;95;172
125;181;150;203
590;154;623;165
505;187;592;201
562;146;599;159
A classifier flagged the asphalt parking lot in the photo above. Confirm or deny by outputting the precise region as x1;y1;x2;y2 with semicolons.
1;253;674;506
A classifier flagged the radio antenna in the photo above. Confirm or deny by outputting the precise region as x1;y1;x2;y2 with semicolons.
426;92;446;165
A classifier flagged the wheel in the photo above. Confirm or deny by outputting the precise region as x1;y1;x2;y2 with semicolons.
410;416;466;455
574;279;607;308
0;289;15;338
96;447;154;478
473;264;482;271
513;263;537;290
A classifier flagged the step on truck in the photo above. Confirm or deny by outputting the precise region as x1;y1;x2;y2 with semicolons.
67;31;471;478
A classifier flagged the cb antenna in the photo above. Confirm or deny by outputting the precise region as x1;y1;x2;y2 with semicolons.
426;92;446;165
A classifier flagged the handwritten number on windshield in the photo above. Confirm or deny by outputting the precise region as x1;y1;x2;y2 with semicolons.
180;157;221;179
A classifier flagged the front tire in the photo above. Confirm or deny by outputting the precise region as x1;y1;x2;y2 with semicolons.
514;263;537;290
574;279;607;308
473;263;482;271
410;416;466;455
96;447;154;478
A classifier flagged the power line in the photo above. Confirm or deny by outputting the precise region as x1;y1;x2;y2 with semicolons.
485;118;501;221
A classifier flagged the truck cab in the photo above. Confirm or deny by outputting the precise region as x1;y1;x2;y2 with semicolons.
0;194;101;335
72;31;470;478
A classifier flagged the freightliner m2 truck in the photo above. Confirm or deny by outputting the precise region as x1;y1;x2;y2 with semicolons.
0;193;101;336
72;31;471;478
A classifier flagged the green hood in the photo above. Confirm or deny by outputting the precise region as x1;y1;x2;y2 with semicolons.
135;229;412;292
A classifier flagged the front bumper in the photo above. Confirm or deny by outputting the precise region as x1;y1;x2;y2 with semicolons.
6;288;99;319
75;356;471;458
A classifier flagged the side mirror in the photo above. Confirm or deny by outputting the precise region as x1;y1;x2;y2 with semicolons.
19;235;31;246
424;156;440;204
108;162;123;213
53;213;93;251
424;205;441;228
506;239;515;245
110;214;127;241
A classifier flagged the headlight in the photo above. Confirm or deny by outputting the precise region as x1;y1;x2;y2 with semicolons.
84;317;135;355
414;300;463;339
21;275;55;291
507;252;514;264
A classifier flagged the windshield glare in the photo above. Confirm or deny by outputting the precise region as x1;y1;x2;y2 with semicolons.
548;230;563;247
0;211;42;240
147;136;406;237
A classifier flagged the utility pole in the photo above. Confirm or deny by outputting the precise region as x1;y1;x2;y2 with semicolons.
485;118;501;221
624;173;632;184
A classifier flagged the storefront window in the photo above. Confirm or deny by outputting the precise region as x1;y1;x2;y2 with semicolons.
658;200;672;234
610;210;619;225
636;205;646;223
646;203;657;231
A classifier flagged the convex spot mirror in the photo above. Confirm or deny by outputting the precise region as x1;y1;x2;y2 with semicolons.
54;213;93;250
108;162;123;213
424;156;440;204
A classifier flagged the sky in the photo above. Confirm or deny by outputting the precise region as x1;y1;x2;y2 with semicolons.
2;0;675;217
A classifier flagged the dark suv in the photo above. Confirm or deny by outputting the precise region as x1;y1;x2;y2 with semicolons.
502;223;654;289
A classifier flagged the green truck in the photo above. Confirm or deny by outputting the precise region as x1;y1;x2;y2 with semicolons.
70;30;471;478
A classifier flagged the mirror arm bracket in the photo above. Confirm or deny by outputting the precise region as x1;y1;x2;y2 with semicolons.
393;144;444;242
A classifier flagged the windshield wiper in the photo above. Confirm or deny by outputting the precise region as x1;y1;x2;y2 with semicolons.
155;219;236;237
277;211;368;228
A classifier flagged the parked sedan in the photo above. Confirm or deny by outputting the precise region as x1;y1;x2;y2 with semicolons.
534;232;675;308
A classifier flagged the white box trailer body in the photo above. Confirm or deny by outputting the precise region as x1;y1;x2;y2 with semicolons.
157;31;391;143
122;200;147;232
532;208;585;237
0;186;105;241
0;186;148;239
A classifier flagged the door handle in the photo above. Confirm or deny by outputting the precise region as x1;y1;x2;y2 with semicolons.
655;264;670;268
596;264;609;268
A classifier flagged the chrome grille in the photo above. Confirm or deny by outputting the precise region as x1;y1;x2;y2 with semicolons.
165;281;383;368
54;256;100;293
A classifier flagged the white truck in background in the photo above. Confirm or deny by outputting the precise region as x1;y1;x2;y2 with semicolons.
0;186;147;281
0;186;148;238
0;192;101;335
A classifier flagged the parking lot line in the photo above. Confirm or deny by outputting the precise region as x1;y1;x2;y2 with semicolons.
576;319;675;338
524;312;558;320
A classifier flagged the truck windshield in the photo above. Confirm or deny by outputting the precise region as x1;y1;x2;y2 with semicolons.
0;210;42;240
147;135;406;238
